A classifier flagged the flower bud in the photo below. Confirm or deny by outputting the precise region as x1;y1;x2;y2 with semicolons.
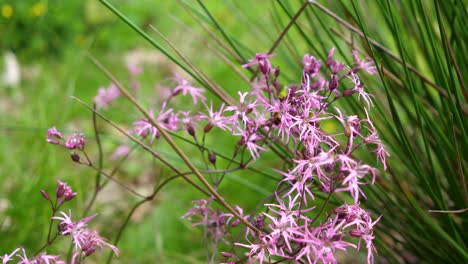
208;151;216;165
274;67;280;78
349;229;364;237
40;190;50;201
231;219;241;227
343;89;355;97
221;252;233;258
187;125;196;138
70;152;80;163
56;181;65;198
204;123;214;133
329;74;338;91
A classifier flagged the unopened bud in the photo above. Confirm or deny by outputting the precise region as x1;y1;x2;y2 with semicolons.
343;89;355;97
40;190;50;201
84;247;96;257
329;74;338;91
70;152;80;163
204;123;214;133
333;206;347;215
172;88;182;96
231;219;241;227
274;67;280;78
221;252;233;258
349;229;364;237
208;151;216;164
187;125;196;138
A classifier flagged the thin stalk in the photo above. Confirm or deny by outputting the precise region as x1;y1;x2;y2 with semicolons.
86;54;262;235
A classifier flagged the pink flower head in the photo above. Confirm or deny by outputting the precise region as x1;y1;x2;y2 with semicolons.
172;73;205;104
110;144;131;160
363;109;389;170
302;54;321;76
200;102;229;132
326;48;345;74
243;53;275;74
1;248;20;263
94;83;121;110
127;63;143;76
347;72;374;108
182;199;245;245
132;106;176;144
46;127;62;145
65;133;85;150
53;211;119;257
351;50;377;75
56;180;77;204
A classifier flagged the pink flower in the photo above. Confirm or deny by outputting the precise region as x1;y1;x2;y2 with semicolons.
53;211;119;257
46;127;62;145
56;179;77;204
64;133;85;150
1;248;20;263
199;102;229;132
302;54;321;77
351;50;377;75
132;106;176;144
242;53;275;74
172;73;205;104
127;63;143;76
94;83;121;110
111;144;131;160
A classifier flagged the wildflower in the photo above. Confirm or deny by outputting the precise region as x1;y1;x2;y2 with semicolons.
351;50;377;75
263;194;314;252
46;127;62;145
348;72;374;108
235;235;279;264
302;54;321;77
94;83;121;110
295;217;356;264
111;144;131;160
65;133;85;150
172;73;205;104
53;211;119;257
225;91;258;129
200;102;229;132
240;131;267;160
132;106;175;144
334;107;362;154
1;248;20;263
30;2;47;17
335;156;376;204
243;53;276;74
56;180;77;204
182;199;233;244
1;4;13;19
326;48;345;74
127;63;143;76
363;109;389;169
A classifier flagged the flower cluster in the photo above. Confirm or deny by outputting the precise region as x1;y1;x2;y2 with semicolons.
1;248;65;264
1;180;117;263
42;47;387;263
46;127;85;150
53;211;119;260
181;49;388;263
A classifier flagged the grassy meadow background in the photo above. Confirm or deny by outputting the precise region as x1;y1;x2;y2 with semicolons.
1;0;466;263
